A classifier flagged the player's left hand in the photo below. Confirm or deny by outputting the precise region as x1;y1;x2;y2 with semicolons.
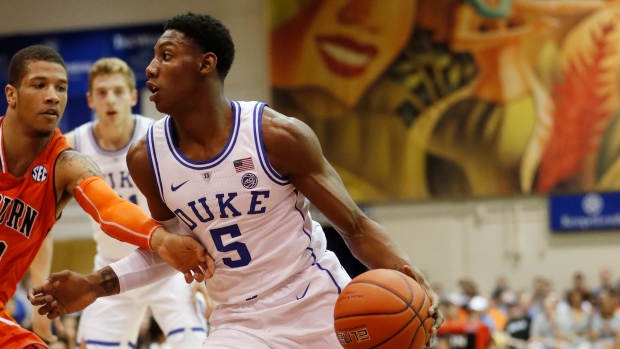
403;265;445;348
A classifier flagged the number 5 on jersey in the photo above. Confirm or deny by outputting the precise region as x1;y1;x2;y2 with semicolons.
210;224;252;268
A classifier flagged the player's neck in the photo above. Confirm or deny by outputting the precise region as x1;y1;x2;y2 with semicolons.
2;115;52;177
170;96;232;161
92;115;136;151
173;94;231;142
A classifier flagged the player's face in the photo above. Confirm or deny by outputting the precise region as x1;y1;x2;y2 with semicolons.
6;60;68;136
87;73;137;125
271;0;415;107
145;30;203;115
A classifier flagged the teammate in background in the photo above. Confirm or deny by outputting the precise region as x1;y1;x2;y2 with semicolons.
30;13;443;348
0;45;211;349
60;57;209;349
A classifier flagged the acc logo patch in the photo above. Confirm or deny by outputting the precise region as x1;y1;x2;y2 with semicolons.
241;173;258;189
32;165;48;182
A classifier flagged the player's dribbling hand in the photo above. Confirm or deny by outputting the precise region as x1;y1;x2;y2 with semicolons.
151;228;215;283
403;265;445;348
28;271;98;319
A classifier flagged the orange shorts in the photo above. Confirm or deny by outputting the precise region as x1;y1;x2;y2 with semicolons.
0;306;48;349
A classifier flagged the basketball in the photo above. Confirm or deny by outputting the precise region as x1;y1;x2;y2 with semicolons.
334;269;434;349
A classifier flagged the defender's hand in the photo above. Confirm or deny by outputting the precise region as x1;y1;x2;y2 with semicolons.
151;228;215;282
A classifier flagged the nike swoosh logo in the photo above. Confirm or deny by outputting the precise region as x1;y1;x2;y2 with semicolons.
170;180;189;192
296;282;311;300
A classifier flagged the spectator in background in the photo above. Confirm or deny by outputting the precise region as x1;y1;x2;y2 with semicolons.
530;276;554;319
591;267;616;301
563;289;592;349
530;292;570;349
568;272;592;309
469;295;498;333
442;292;469;324
488;290;509;332
459;277;480;305
504;294;532;349
493;276;512;301
589;289;620;349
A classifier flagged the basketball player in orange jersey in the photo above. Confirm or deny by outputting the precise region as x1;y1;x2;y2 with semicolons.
0;45;213;349
30;13;443;348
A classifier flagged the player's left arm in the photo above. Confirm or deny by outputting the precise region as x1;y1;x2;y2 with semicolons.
262;107;443;341
28;233;58;344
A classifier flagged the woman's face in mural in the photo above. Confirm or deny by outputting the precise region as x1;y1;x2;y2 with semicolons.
271;0;416;107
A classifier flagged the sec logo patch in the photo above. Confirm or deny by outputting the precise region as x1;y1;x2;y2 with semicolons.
32;165;48;182
241;173;258;189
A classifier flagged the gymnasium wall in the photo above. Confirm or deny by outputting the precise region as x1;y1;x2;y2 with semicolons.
1;0;618;294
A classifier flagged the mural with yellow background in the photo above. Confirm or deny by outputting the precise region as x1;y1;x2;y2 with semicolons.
269;0;620;202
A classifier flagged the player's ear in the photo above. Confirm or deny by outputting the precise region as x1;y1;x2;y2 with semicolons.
86;91;94;109
199;52;217;76
131;89;138;107
5;85;17;108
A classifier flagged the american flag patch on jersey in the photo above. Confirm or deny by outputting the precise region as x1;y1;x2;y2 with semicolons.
233;157;254;173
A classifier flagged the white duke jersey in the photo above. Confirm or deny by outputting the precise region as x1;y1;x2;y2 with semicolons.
146;101;325;304
74;114;155;261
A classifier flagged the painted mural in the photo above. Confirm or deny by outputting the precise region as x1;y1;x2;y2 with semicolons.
269;0;617;202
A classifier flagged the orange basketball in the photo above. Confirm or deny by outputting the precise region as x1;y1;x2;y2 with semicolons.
334;269;434;349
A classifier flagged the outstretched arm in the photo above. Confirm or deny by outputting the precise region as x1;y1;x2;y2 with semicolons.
29;247;178;319
262;107;443;345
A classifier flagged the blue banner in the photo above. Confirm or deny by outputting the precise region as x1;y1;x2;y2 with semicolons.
549;192;620;232
0;23;163;132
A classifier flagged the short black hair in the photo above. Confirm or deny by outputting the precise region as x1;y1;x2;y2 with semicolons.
164;12;235;80
8;45;67;87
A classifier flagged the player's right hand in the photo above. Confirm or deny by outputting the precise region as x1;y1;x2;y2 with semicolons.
151;228;215;283
28;271;98;319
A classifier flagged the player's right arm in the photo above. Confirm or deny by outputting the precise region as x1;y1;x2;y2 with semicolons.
53;148;212;279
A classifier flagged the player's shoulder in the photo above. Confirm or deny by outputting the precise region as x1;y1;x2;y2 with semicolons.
261;106;315;144
126;135;150;167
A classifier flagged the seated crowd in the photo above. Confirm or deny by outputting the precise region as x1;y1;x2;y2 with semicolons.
436;269;620;349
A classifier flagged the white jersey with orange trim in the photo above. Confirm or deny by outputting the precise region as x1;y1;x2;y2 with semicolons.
74;114;154;261
146;101;332;305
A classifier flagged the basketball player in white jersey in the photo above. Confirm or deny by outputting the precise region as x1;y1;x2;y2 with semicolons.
62;58;208;349
31;13;444;349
